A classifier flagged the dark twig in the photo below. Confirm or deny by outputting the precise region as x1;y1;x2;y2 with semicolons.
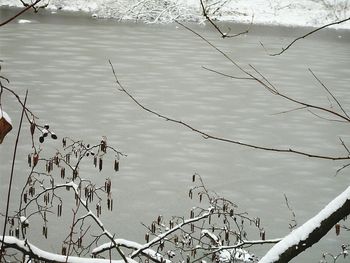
178;22;350;124
339;137;350;155
335;162;350;176
284;194;297;230
0;0;42;27
270;106;308;116
0;91;28;262
202;66;252;80
267;16;350;56
199;0;252;38
309;68;350;120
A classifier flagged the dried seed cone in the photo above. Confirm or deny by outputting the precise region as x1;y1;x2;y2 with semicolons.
225;231;229;241
61;167;65;179
28;154;31;167
33;153;39;167
99;158;103;171
30;121;35;136
260;230;265;240
114;160;119;172
335;223;341;236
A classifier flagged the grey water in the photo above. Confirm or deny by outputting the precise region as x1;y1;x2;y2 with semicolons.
0;7;350;262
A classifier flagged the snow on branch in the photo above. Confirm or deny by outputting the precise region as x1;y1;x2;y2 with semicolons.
1;236;136;263
259;186;350;263
132;207;214;258
92;238;171;263
92;207;214;261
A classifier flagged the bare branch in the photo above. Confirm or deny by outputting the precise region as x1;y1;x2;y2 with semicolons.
309;68;350;120
177;22;350;124
109;61;350;161
202;66;253;80
0;0;42;27
267;16;350;56
283;194;297;230
199;0;253;38
339;137;350;155
1;236;130;263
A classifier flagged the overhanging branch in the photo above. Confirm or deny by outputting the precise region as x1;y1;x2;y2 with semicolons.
109;60;350;161
259;186;350;263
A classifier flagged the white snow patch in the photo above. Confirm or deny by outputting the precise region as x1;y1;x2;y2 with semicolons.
0;0;349;29
18;19;32;23
20;216;29;225
92;238;171;263
2;236;136;263
219;248;257;262
201;229;219;243
0;109;12;125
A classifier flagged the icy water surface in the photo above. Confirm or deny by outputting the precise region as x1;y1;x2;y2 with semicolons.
0;8;350;262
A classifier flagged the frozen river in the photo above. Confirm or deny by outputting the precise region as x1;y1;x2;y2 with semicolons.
0;7;350;262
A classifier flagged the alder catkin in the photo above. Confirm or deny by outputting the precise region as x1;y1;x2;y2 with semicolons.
33;153;39;167
30;121;35;136
66;154;70;164
260;230;265;240
23;192;27;203
225;230;229;241
335;223;341;236
114;159;119;172
189;189;192;199
99;158;103;171
229;209;234;217
61;167;65;179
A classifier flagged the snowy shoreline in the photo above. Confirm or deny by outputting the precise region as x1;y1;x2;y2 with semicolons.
0;0;349;30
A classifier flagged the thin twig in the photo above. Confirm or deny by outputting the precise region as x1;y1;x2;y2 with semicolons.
199;0;252;38
202;66;252;80
0;0;42;27
284;194;297;230
268;16;350;56
0;90;28;262
309;68;350;120
339;137;350;155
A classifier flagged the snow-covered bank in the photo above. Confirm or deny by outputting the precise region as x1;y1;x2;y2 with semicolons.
0;0;349;29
